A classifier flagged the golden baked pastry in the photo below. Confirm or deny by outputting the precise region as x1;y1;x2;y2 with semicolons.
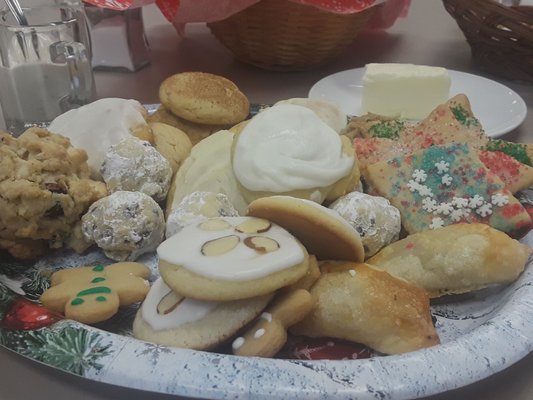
0;128;107;259
367;223;532;297
290;262;439;355
159;72;249;125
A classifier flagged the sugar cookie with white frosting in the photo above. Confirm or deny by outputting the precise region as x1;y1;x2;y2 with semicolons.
48;98;152;175
133;277;272;350
231;104;360;205
247;196;365;262
165;130;248;216
158;216;310;301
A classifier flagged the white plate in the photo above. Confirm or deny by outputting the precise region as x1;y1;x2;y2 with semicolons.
308;68;527;138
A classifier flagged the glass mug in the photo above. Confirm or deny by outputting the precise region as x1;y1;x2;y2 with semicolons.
0;1;95;135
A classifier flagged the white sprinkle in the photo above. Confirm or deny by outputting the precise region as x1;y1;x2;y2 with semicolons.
422;197;437;212
232;337;245;350
348;269;356;277
476;203;493;217
468;195;485;209
417;185;434;197
412;169;427;183
429;217;445;230
441;174;452;186
254;328;266;339
435;160;450;174
491;193;509;207
452;197;469;208
260;312;272;322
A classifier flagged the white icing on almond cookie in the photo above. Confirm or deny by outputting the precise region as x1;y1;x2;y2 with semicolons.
141;278;219;331
157;216;305;281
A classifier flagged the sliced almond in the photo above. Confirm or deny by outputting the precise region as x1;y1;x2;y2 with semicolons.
244;236;279;253
157;291;184;315
202;235;240;256
235;218;271;234
198;218;232;231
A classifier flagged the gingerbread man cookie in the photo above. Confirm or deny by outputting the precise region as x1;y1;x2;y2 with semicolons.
232;289;315;357
40;262;151;324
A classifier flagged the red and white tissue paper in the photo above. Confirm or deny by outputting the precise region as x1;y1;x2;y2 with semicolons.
83;0;411;32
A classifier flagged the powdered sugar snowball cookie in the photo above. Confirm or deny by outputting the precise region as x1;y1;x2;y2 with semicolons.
100;137;172;203
231;104;359;205
275;98;347;133
166;191;239;238
158;216;310;301
133;277;272;350
48;98;152;175
329;191;401;257
82;191;165;261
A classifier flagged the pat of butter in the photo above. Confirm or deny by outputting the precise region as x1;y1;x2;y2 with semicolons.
361;63;451;119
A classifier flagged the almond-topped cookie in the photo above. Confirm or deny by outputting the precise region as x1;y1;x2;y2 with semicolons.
158;216;310;301
133;277;273;350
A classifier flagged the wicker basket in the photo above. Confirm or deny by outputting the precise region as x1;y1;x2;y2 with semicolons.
443;0;533;83
207;0;377;71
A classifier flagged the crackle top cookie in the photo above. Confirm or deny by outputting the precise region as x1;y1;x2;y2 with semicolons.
365;143;532;235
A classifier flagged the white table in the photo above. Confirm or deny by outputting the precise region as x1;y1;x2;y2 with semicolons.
1;1;532;399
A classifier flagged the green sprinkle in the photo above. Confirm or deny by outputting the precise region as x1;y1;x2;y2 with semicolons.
368;120;404;140
71;298;84;306
92;265;105;272
91;277;106;283
77;286;112;297
95;296;107;302
451;105;480;128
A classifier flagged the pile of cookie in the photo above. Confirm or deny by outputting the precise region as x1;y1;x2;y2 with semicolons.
4;70;532;359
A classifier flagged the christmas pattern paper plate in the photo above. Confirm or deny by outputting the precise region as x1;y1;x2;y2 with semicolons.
1;230;533;399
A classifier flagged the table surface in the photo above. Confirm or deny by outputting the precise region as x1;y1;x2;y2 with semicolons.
1;1;532;399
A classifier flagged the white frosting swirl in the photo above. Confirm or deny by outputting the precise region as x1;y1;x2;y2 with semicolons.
232;104;354;192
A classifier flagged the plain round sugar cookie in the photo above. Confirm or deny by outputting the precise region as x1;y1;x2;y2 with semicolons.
158;216;310;301
247;196;365;262
149;122;192;173
165;130;248;216
133;277;273;350
159;72;249;125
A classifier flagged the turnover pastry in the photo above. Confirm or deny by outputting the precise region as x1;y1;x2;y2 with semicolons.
367;223;532;297
290;262;439;355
